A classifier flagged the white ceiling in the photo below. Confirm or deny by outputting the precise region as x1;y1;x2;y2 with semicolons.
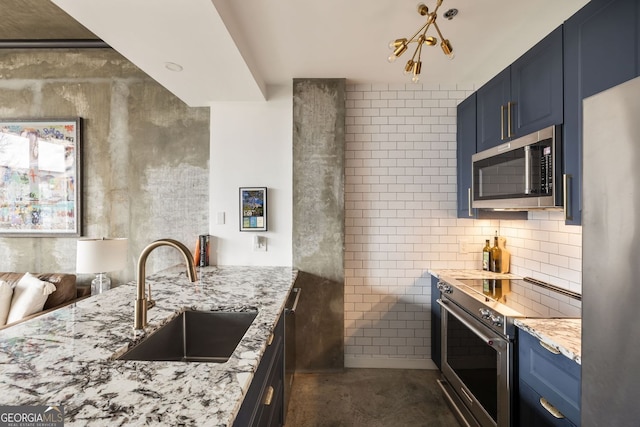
51;0;589;106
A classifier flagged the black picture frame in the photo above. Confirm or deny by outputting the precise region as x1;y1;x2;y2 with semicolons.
239;187;267;231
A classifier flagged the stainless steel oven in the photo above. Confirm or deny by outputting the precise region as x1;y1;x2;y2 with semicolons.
438;297;511;427
435;276;581;427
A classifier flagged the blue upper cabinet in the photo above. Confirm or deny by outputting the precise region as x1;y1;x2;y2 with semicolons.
563;0;640;225
476;68;510;152
511;26;564;138
476;26;564;153
457;93;476;218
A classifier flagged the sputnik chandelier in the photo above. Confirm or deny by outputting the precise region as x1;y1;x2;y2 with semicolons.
387;0;455;83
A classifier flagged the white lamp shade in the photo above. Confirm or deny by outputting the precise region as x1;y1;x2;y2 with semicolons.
76;238;128;274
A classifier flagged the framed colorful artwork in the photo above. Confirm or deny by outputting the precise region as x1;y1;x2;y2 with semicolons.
239;187;267;231
0;118;82;236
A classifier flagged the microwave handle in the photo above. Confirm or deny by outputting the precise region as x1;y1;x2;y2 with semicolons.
524;145;531;194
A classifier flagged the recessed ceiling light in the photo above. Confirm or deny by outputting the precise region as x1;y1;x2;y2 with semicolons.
444;8;458;20
164;62;183;72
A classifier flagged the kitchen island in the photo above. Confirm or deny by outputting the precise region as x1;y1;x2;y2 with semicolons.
0;265;297;426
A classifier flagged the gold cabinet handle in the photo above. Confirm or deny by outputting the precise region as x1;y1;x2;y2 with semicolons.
500;104;506;140
507;101;514;138
539;340;561;355
467;187;473;217
263;386;275;406
267;333;274;346
540;397;565;419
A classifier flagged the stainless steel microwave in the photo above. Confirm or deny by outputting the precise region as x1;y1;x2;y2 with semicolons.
471;125;563;210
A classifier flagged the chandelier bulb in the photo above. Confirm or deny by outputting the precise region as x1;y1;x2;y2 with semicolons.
388;54;398;63
411;75;421;84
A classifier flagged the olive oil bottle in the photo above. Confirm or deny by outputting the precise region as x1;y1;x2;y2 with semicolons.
482;239;491;271
490;232;502;273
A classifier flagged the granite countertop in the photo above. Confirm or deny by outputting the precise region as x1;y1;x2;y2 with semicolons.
0;265;297;426
429;268;581;365
515;318;582;365
428;268;520;280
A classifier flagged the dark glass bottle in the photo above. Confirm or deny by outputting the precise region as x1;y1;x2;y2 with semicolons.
490;234;502;273
482;239;491;271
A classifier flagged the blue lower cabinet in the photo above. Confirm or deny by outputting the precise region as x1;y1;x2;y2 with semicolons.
234;315;285;427
518;328;581;426
519;380;577;427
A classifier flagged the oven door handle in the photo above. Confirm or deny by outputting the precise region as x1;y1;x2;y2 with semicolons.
438;299;506;348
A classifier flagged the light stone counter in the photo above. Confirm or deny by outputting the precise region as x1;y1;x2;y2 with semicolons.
428;268;520;280
0;265;297;426
515;318;582;365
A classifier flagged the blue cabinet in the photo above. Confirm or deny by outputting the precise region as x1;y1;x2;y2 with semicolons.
476;68;510;152
456;94;476;219
563;0;640;225
234;314;285;427
511;26;564;138
430;275;441;369
519;380;577;427
518;328;581;426
476;26;564;152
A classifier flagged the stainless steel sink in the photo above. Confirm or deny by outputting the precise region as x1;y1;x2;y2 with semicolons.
119;310;258;363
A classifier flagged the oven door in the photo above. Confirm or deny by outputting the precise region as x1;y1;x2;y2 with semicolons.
438;298;512;427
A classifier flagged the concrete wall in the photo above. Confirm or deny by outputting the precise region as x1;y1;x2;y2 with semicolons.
292;79;345;371
0;49;209;285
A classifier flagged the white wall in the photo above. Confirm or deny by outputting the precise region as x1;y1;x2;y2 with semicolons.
344;82;582;369
209;84;293;266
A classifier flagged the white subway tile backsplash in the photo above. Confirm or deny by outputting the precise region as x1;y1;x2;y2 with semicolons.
344;83;582;366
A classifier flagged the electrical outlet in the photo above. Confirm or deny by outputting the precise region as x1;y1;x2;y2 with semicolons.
458;237;472;254
253;235;267;252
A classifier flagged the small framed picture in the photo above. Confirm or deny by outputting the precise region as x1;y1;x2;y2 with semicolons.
239;187;267;231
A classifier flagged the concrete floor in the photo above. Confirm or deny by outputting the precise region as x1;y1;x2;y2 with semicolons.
285;369;460;427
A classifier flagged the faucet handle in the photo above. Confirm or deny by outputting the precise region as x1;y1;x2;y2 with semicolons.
146;283;156;309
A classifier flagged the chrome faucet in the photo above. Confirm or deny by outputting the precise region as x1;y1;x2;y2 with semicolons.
134;239;198;330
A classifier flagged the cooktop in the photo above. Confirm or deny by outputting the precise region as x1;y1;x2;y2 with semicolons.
454;277;582;319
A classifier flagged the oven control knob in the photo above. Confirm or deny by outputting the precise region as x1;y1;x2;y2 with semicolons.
437;281;453;294
490;315;503;327
479;308;491;319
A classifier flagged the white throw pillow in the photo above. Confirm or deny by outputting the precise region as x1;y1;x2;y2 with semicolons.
6;273;56;324
0;280;13;326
